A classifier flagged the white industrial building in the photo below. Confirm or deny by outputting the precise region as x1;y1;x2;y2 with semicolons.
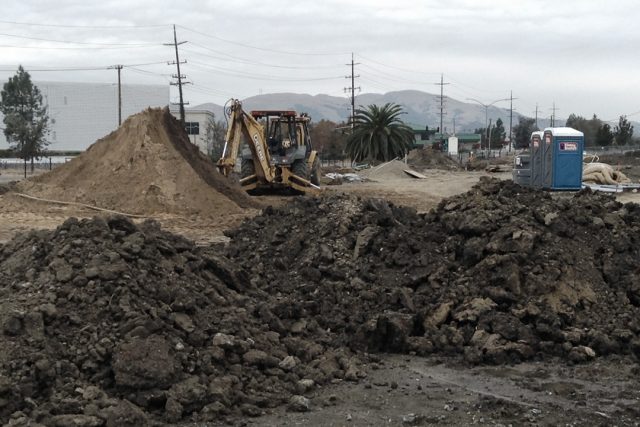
0;81;169;152
170;109;216;155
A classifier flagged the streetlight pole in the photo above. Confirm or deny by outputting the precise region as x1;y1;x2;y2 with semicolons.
466;97;510;157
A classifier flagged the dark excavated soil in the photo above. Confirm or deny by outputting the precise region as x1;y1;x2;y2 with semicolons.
1;178;639;426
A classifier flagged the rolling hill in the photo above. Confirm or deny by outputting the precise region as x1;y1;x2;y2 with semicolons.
191;90;527;133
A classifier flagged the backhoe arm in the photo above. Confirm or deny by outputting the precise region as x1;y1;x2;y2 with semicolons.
217;99;274;182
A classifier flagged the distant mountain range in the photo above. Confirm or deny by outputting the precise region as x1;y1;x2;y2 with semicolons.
190;90;545;133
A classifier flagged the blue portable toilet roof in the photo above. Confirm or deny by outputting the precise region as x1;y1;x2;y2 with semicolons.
544;127;584;137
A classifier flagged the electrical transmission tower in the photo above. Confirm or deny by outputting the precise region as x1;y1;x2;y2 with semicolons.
164;24;190;125
434;74;450;138
344;52;360;129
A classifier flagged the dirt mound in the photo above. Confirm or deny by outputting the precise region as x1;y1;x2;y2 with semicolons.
225;179;640;365
407;148;461;171
0;216;366;425
2;180;640;424
18;108;259;216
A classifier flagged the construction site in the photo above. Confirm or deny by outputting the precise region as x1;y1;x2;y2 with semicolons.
0;106;639;427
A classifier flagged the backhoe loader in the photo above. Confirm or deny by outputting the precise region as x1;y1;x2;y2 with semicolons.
217;99;320;194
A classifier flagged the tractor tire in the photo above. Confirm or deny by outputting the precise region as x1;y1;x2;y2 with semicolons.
240;159;255;179
310;157;321;186
291;159;309;180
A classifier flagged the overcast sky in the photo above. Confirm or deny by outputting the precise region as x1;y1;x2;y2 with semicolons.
1;0;639;124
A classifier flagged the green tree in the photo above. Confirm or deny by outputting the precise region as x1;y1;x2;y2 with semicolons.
346;103;414;163
473;127;487;148
614;115;633;146
309;119;347;159
0;66;49;177
512;116;537;149
490;118;506;148
565;113;601;146
596;123;614;147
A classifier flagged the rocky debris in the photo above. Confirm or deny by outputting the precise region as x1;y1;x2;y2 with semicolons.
0;216;355;425
1;178;640;425
18;107;260;216
288;395;311;412
224;178;640;366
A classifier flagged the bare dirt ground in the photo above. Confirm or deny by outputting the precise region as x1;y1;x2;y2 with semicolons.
336;170;514;213
247;355;640;426
2;167;639;243
1;162;640;426
0;169;511;245
0;193;255;245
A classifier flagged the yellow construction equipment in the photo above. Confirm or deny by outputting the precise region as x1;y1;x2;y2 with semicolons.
217;99;320;194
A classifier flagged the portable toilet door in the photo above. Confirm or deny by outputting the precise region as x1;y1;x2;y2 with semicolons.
530;131;543;188
541;130;554;188
543;127;584;190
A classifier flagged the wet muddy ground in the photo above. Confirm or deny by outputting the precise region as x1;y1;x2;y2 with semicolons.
207;354;640;426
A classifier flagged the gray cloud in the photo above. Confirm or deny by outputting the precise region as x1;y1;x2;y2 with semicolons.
1;0;639;122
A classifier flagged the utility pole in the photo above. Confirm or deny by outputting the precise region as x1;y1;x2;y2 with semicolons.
466;97;509;156
344;52;360;129
165;24;189;125
533;103;539;129
434;73;450;141
550;102;559;127
487;118;493;158
508;90;518;153
108;65;124;126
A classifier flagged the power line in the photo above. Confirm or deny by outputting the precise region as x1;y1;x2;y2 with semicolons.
0;43;160;50
188;60;343;82
125;66;171;78
0;61;169;73
359;63;435;87
0;32;158;46
0;20;169;29
0;66;108;72
184;43;344;70
357;54;441;76
176;25;349;57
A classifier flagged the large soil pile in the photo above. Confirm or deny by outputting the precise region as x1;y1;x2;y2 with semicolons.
1;179;640;425
0;216;366;426
19;108;259;216
225;179;640;365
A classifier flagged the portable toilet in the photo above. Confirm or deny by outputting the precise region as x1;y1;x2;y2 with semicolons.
541;127;584;190
530;131;543;187
512;153;531;186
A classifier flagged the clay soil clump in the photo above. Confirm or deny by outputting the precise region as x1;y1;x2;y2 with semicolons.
18;107;259;216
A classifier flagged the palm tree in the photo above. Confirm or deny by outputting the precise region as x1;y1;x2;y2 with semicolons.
346;103;414;163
